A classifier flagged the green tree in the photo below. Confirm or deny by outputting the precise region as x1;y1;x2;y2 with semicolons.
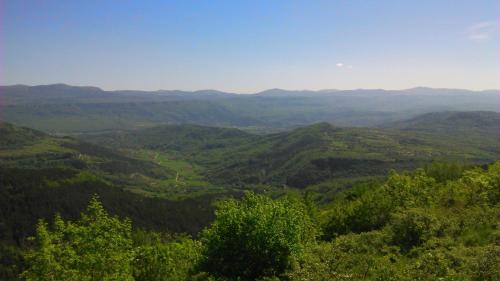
133;231;201;281
470;245;500;281
21;196;134;281
199;192;316;280
389;208;442;252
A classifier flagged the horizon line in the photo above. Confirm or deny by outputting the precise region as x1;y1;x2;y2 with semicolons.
1;83;499;94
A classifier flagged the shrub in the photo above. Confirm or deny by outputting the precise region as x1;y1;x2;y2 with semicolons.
21;196;134;281
389;209;442;252
199;192;316;280
133;233;201;281
470;245;500;281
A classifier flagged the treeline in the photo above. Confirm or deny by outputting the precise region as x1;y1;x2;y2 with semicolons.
8;162;499;280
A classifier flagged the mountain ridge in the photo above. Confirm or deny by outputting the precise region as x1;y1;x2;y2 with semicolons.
3;84;499;133
2;83;499;96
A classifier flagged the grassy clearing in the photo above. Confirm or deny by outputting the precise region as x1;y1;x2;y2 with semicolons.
124;149;227;199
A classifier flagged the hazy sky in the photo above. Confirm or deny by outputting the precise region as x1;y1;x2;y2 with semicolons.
2;0;499;92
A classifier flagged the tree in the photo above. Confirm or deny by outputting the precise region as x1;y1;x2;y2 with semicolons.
199;192;316;280
389;208;442;252
22;196;134;281
133;231;201;281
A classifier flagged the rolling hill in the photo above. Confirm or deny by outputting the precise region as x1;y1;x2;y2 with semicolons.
82;111;500;188
0;122;173;180
385;111;500;137
83;123;257;153
0;122;243;247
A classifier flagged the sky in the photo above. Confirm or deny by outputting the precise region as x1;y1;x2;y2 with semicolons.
1;0;499;93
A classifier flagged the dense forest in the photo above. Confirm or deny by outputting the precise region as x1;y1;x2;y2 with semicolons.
2;162;498;280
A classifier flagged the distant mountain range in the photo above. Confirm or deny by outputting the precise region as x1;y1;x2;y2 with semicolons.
1;84;499;133
2;84;499;103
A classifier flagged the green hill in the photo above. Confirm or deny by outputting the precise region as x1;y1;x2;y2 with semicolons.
83;113;499;188
0;122;173;181
204;121;498;187
84;123;256;153
0;122;249;199
385;111;500;136
0;122;46;147
0;123;242;246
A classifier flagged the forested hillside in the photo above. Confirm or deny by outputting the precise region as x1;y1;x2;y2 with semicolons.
385;111;500;136
83;112;499;188
0;122;174;182
0;123;243;244
5;162;498;280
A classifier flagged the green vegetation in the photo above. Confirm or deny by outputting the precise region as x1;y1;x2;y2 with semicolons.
133;232;201;281
13;162;500;280
386;111;500;137
0;122;237;199
22;197;134;281
1;112;499;280
304;162;500;281
199;193;316;280
83;115;499;188
125;149;218;199
21;197;203;281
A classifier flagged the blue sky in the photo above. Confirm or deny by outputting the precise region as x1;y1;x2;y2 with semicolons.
2;0;499;92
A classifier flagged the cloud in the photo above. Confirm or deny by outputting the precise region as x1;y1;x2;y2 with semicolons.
336;63;354;69
466;21;500;41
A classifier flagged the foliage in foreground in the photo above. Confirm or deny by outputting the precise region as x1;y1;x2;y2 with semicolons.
20;162;500;280
303;161;500;281
21;197;134;281
21;197;201;281
199;193;316;280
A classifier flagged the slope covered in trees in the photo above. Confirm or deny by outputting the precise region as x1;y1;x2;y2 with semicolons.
385;111;500;137
0;122;239;198
0;122;174;182
12;162;500;281
83;115;499;188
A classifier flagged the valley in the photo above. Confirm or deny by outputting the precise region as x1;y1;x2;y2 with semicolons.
0;86;499;280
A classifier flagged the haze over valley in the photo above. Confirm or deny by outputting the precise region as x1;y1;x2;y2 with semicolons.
2;84;499;133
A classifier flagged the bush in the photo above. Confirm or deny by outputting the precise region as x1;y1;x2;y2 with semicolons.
470;245;500;281
21;196;134;281
133;233;201;281
199;192;316;280
323;191;393;239
389;209;442;252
